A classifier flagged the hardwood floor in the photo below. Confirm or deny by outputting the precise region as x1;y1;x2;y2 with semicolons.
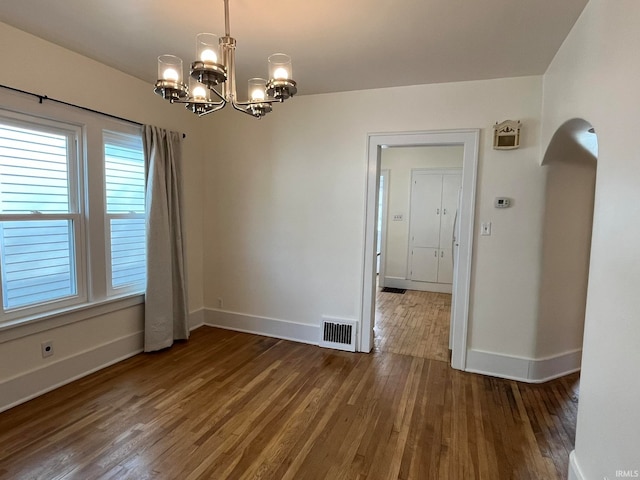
0;294;579;479
375;289;451;361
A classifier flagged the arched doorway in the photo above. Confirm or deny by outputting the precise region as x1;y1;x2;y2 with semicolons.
537;119;598;371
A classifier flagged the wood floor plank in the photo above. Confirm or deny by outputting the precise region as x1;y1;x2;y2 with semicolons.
0;290;579;479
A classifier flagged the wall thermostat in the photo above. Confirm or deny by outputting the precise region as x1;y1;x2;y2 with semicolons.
494;197;511;208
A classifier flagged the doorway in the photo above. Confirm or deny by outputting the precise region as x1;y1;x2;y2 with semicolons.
361;130;479;371
537;118;597;363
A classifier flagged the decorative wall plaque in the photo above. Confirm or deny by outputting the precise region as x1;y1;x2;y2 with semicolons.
493;120;521;150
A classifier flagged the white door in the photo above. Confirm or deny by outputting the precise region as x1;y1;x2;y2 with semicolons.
437;248;454;284
409;171;462;285
410;247;439;282
409;173;443;282
438;175;461;286
409;173;442;249
439;174;462;250
449;186;463;349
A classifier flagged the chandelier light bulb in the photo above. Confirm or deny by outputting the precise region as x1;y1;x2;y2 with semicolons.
248;78;267;102
192;85;207;99
196;33;220;67
268;54;293;82
200;48;218;64
252;89;265;101
163;68;179;81
189;76;211;102
157;55;183;84
273;68;289;80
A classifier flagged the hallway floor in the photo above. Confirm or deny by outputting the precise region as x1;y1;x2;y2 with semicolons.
374;288;451;361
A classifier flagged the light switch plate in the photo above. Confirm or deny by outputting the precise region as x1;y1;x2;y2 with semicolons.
481;222;491;236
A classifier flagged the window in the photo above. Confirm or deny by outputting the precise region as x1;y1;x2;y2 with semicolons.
0;104;145;324
0;117;85;317
104;131;146;293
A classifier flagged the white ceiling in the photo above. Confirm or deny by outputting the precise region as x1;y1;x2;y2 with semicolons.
0;0;588;96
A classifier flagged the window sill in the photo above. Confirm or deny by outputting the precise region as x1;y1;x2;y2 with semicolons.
0;294;145;344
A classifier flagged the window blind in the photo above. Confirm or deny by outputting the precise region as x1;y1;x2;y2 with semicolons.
104;132;146;290
0;124;70;213
0;122;77;310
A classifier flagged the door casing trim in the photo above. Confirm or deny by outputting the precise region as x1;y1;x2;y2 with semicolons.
359;129;479;371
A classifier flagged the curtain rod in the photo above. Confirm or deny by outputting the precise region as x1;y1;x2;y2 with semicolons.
0;83;186;139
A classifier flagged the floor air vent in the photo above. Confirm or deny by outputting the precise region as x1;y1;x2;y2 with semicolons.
381;287;406;294
319;317;357;352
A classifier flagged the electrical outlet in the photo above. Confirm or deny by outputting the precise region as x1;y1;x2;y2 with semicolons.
41;341;54;358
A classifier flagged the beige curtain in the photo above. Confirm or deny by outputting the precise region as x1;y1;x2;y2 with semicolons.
142;125;189;352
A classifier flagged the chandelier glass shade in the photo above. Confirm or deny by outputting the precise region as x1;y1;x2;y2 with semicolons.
154;0;297;118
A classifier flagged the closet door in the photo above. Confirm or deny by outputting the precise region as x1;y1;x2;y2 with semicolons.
439;174;462;250
409;174;443;249
409;173;442;282
437;175;461;285
410;247;439;282
408;170;461;286
437;248;454;284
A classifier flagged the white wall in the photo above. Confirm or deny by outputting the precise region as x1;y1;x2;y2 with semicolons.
201;76;549;360
537;149;595;358
542;0;640;477
0;22;205;410
380;146;463;281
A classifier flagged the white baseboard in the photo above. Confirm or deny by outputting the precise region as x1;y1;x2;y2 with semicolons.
383;276;452;294
528;349;583;381
189;308;205;331
0;331;143;413
568;451;585;480
205;309;320;346
465;348;582;383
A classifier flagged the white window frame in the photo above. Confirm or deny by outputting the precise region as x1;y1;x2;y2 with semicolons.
103;129;146;296
0;90;145;333
0;112;87;321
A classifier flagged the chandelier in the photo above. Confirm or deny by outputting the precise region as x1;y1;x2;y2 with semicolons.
153;0;297;118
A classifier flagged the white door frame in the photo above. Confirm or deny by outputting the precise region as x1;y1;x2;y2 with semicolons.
360;129;479;371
